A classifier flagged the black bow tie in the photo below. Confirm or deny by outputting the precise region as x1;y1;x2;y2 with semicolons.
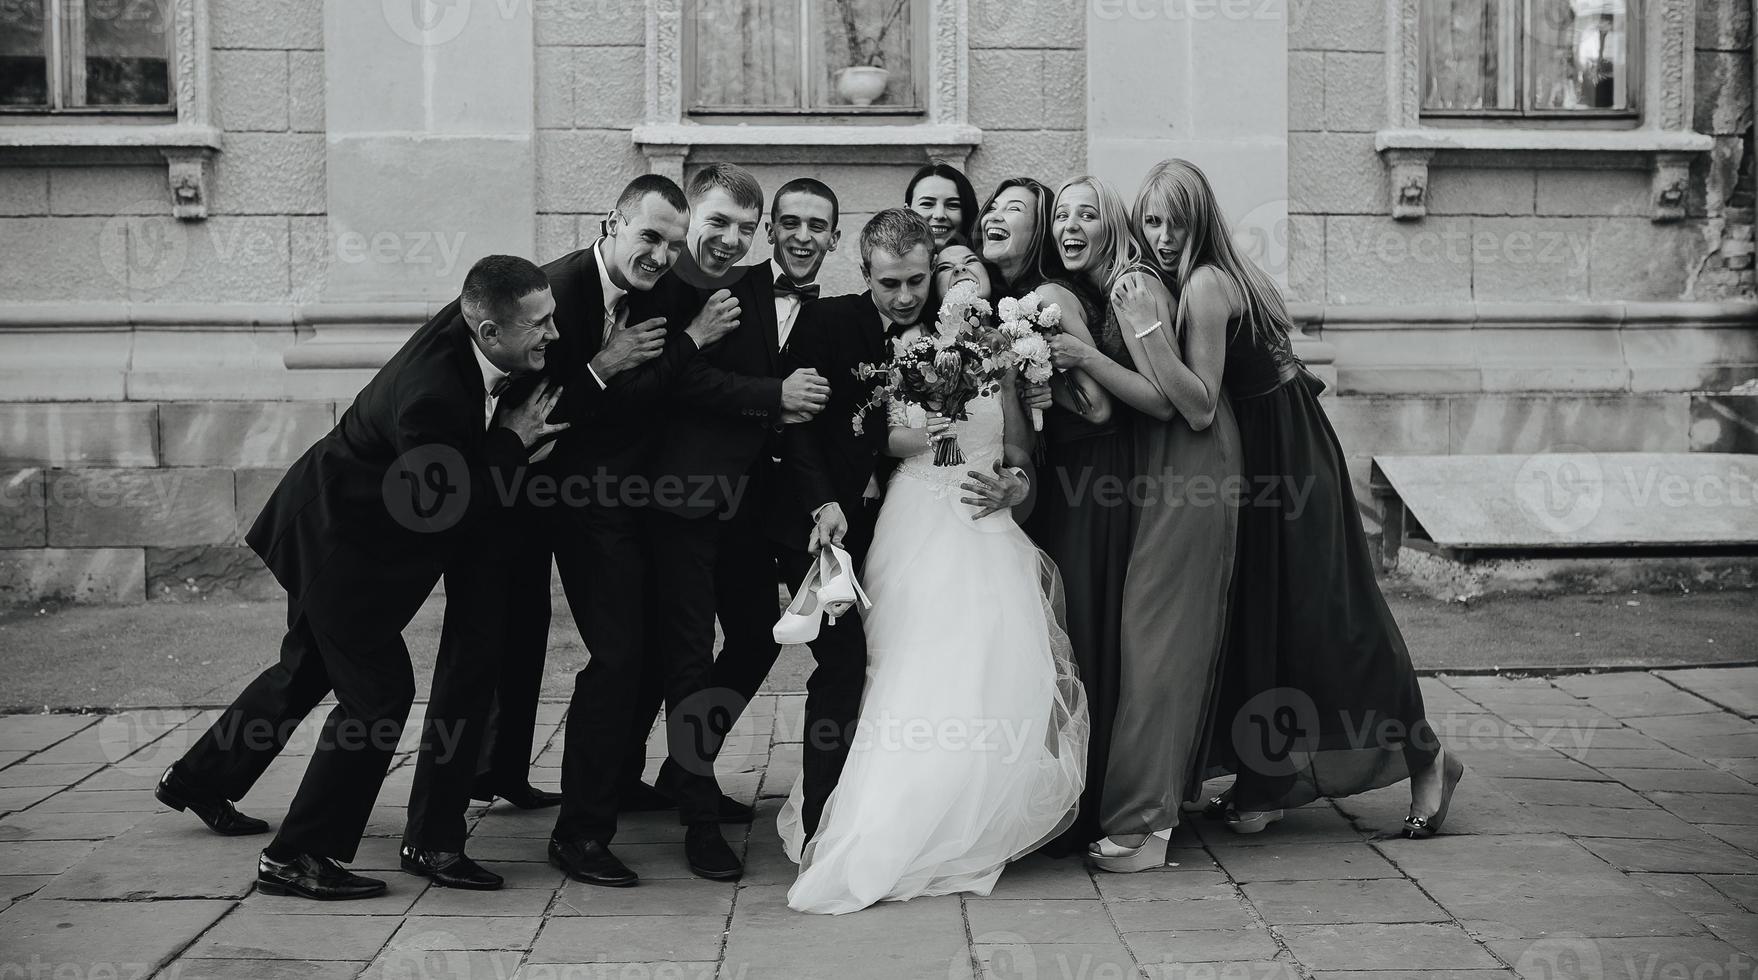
774;277;820;301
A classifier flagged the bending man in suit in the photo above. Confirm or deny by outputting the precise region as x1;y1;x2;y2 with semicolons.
158;255;567;900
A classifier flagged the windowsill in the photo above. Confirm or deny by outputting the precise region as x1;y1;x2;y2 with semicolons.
630;122;982;177
0;122;222;151
1373;127;1712;222
633;121;981;148
1374;127;1713;154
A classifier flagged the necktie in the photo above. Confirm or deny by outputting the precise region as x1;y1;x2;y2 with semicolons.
773;276;820;301
604;294;627;343
489;374;513;398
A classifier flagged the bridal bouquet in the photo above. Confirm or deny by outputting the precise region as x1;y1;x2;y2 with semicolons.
996;290;1090;429
852;282;1003;466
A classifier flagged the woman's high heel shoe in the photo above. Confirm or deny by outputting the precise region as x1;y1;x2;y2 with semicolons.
1187;788;1233;820
1224;806;1284;835
773;546;870;645
1087;829;1173;873
1403;751;1466;840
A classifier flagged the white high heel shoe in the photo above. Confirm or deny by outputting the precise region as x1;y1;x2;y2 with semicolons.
773;545;870;645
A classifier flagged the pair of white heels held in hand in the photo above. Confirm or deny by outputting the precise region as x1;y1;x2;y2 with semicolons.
772;544;870;645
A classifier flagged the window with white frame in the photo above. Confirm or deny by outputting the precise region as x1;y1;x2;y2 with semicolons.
684;0;926;116
1;0;175;113
1421;0;1636;118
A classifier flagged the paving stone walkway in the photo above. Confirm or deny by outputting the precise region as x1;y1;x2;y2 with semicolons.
0;668;1755;979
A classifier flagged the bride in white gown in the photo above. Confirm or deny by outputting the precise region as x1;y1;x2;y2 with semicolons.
778;368;1090;915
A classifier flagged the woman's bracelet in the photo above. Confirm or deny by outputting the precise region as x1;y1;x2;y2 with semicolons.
1134;319;1163;340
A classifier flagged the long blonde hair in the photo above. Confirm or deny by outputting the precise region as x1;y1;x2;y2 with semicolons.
1054;176;1141;296
1131;159;1293;348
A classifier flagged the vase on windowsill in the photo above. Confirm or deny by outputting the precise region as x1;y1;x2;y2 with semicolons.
835;65;890;106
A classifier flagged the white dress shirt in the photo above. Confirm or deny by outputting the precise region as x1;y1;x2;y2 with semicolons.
587;240;629;390
470;334;510;430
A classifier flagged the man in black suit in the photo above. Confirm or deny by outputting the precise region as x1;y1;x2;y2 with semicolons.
470;175;709;814
619;177;844;824
602;164;829;882
157;255;569;900
474;176;744;890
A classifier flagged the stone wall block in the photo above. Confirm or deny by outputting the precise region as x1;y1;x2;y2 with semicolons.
147;546;279;602
0;404;159;467
537;131;646;213
288;51;326;132
212;50;290;132
572;47;644;128
1323;215;1474;304
1289;133;1384;215
1322;52;1385;132
0;548;145;604
1427;170;1535;216
209;134;326;216
47;469;237;548
969;0;1083;49
158;402;333;468
1289;51;1324;131
0;469;47;548
1448;394;1690;454
212;0;321;49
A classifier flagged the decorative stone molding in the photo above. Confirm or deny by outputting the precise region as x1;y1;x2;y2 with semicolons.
636;0;978;173
1377;0;1708;222
1384;149;1432;221
1650;152;1693;222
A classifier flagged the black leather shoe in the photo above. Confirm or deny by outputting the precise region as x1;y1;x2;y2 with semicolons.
474;781;563;810
156;765;269;836
399;845;504;890
548;837;636;888
257;851;386;901
684;823;742;881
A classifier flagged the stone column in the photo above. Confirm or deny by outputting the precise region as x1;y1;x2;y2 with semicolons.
284;0;536;380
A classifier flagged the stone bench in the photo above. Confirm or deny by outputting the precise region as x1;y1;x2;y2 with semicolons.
1369;452;1758;597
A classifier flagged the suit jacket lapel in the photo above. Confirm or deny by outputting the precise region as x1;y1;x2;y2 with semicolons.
754;261;781;373
580;243;610;362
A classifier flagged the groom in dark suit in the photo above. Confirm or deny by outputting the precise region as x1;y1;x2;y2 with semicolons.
773;209;932;837
158;255;568;900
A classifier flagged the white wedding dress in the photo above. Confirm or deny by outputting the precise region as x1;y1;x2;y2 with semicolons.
778;391;1089;914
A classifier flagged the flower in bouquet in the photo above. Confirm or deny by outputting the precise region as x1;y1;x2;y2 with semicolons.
995;290;1086;430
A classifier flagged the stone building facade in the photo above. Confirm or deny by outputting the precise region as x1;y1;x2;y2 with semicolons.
0;0;1753;602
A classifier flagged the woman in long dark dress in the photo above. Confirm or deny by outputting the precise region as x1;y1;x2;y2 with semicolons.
978;176;1128;857
1110;159;1464;838
1045;176;1241;872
